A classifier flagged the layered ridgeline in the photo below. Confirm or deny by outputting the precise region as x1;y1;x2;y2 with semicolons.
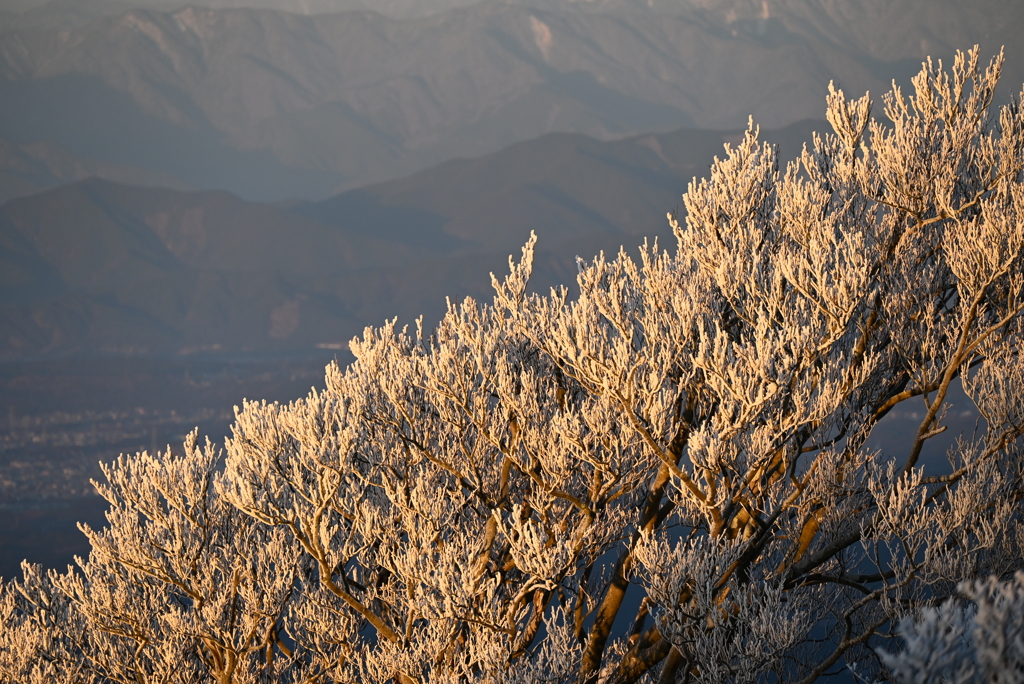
1;0;1021;201
0;0;484;28
0;120;819;360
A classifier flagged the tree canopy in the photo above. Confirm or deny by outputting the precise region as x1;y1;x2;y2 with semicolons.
4;46;1024;684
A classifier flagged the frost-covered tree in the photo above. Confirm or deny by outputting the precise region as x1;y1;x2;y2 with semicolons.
4;46;1024;683
877;571;1024;684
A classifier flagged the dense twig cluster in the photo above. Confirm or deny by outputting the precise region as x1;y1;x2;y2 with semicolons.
876;571;1024;684
4;47;1024;683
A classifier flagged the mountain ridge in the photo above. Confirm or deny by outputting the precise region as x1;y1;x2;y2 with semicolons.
0;138;191;204
0;119;822;360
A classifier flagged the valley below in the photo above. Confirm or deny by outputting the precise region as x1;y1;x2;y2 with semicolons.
0;354;332;579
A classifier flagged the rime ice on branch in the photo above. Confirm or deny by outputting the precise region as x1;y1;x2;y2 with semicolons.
4;47;1024;684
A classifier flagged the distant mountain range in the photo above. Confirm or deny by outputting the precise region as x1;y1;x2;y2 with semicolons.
0;119;820;360
2;0;1019;202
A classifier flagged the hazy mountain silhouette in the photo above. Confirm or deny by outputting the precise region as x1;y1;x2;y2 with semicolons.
2;0;1019;202
0;138;191;204
0;119;820;361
